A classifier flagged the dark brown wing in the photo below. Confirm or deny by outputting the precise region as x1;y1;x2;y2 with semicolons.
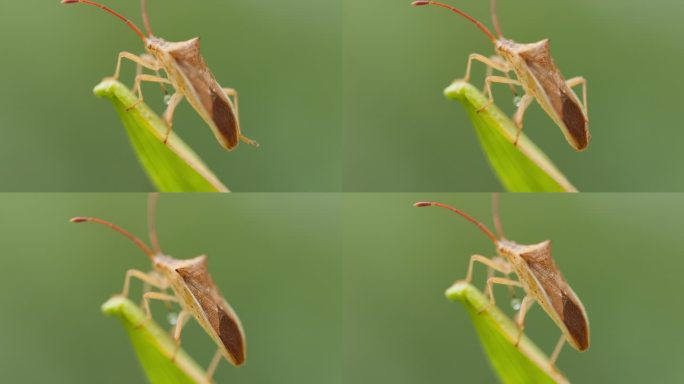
176;258;246;365
168;38;239;149
209;85;239;148
519;40;589;150
520;242;589;351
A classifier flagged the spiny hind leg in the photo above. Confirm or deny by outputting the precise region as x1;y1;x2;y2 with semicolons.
223;87;259;147
205;349;223;382
127;74;172;111
566;76;588;114
464;53;511;83
549;335;567;367
111;51;161;82
481;76;522;111
512;94;534;146
479;277;522;314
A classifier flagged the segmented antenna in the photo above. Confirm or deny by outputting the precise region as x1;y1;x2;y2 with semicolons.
490;0;503;38
411;1;497;44
491;193;505;239
70;217;155;260
414;201;499;244
147;193;162;255
62;0;147;41
141;0;154;37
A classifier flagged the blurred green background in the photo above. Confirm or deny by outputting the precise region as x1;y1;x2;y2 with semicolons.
343;193;684;382
0;0;340;191
343;0;684;191
0;194;341;383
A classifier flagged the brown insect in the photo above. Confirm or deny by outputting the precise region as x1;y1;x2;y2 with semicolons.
414;195;589;365
71;194;246;378
62;0;258;150
412;0;590;151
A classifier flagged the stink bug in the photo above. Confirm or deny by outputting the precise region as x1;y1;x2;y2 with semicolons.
71;194;246;378
414;195;589;364
412;0;590;151
62;0;258;150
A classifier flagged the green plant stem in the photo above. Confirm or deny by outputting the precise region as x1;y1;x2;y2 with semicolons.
446;282;569;384
445;81;577;192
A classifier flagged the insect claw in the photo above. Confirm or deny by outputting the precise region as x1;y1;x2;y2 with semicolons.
170;341;181;363
477;100;493;113
514;325;524;347
125;99;143;111
478;302;494;315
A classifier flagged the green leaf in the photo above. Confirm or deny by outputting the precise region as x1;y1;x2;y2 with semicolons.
445;282;569;384
94;80;229;192
444;81;577;192
102;296;214;384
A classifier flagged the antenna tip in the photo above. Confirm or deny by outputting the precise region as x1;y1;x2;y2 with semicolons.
412;1;429;6
414;202;433;207
70;217;88;223
62;0;79;4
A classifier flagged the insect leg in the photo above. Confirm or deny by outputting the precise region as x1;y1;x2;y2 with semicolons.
480;277;522;314
565;76;588;114
127;74;173;111
480;76;522;112
170;309;193;362
172;310;193;342
111;51;160;81
513;295;536;346
141;292;177;319
464;53;511;82
549;334;566;366
485;56;518;98
205;349;223;382
121;269;168;298
136;53;170;97
464;254;512;284
486;256;518;303
161;92;185;144
223;88;259;147
512;94;534;146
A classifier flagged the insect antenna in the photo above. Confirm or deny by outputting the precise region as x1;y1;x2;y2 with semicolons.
490;0;503;39
491;193;505;239
62;0;147;42
70;217;155;260
411;1;497;44
141;0;153;37
147;193;162;255
414;201;498;244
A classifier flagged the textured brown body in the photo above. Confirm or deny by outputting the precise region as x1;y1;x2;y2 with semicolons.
414;198;590;360
498;239;589;351
154;254;246;365
62;0;255;151
147;37;242;150
496;39;590;151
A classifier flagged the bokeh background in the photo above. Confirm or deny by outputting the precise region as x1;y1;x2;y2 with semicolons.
343;193;684;382
0;0;341;191
0;194;341;383
343;0;684;191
